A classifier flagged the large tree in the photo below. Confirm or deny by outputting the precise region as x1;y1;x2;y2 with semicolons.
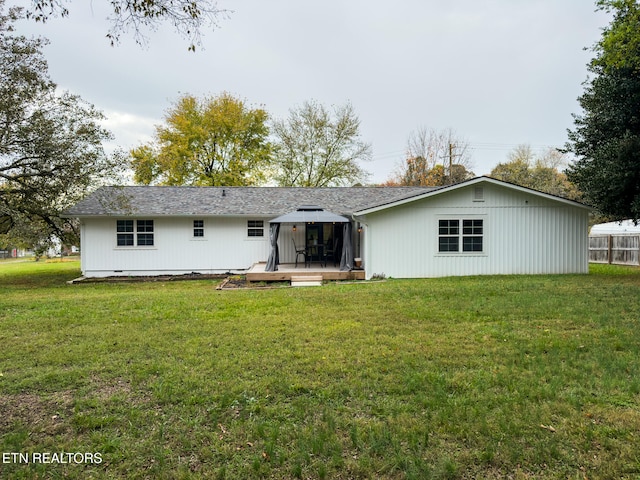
22;0;230;50
565;0;640;221
271;101;372;187
490;145;581;200
390;127;474;186
0;2;119;245
130;93;272;186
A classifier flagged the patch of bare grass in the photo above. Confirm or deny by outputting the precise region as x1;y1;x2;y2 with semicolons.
0;391;74;441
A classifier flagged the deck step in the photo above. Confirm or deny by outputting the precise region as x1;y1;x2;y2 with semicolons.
290;275;323;287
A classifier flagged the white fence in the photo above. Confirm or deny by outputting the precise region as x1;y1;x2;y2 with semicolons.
589;235;640;266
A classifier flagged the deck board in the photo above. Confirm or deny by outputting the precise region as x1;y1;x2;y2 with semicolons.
246;263;365;282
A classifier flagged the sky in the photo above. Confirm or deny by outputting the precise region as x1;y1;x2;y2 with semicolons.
16;0;611;185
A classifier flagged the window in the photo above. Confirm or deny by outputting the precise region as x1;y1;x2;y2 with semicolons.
438;220;459;252
136;220;154;246
247;220;264;237
117;220;134;246
193;220;204;237
438;219;483;253
462;219;483;252
116;220;154;247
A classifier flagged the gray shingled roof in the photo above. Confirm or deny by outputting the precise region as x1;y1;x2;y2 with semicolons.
64;186;438;217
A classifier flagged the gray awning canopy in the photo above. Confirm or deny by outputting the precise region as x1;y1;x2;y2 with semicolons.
266;205;353;272
269;206;349;224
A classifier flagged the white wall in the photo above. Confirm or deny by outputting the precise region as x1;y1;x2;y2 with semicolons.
358;182;589;279
80;216;271;277
80;217;353;277
276;228;307;265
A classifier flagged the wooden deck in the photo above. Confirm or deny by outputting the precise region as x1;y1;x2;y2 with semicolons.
246;262;365;283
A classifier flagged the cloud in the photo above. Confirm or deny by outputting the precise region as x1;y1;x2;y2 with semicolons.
101;110;156;152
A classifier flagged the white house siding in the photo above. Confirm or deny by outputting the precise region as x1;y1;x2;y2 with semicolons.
275;229;307;265
80;216;271;277
358;182;589;279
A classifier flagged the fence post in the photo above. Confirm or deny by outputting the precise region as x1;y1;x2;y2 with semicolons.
608;235;613;264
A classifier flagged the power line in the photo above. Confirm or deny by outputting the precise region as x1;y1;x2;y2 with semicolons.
468;142;561;152
370;143;564;162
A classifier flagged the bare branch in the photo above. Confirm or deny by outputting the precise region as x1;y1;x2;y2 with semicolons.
24;0;232;50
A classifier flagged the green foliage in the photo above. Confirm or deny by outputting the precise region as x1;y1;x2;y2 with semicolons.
566;0;640;220
271;100;372;186
2;260;640;478
131;92;273;186
490;145;581;199
0;214;64;257
0;2;120;245
594;0;640;72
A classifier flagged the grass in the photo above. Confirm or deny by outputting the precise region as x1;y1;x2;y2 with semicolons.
1;260;640;479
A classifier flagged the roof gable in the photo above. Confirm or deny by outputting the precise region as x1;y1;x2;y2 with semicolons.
353;176;590;215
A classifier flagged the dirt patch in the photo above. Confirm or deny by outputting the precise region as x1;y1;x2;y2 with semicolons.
216;275;290;290
88;377;134;401
217;276;249;289
0;391;74;438
69;272;227;284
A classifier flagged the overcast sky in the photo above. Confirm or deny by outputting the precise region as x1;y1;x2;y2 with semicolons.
17;1;610;184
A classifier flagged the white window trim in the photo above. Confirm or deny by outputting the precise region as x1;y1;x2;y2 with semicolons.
247;219;265;239
115;219;157;249
191;219;206;240
435;215;487;256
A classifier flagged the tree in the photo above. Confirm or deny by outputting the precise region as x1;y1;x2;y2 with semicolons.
594;0;640;72
391;127;474;186
131;93;272;186
490;145;581;200
565;0;640;221
0;2;120;245
22;0;230;50
0;214;58;259
271;100;372;187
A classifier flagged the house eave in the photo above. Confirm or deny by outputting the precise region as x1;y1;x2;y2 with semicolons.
65;213;283;219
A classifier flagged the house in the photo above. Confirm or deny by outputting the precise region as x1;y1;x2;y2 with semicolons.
590;219;640;235
64;177;590;279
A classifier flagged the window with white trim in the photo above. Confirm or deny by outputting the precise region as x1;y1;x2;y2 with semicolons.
117;220;154;247
193;220;204;237
438;219;483;253
247;220;264;237
116;220;134;246
438;219;459;252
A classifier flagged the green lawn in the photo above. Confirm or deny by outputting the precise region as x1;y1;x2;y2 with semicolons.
1;260;640;479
